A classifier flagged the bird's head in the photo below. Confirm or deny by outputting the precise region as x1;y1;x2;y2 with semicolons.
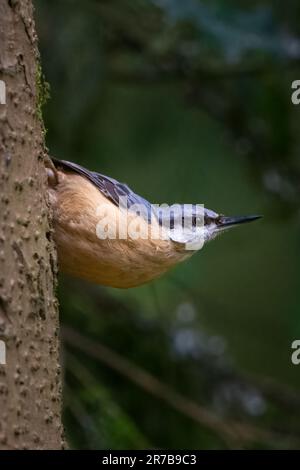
202;209;262;243
163;206;262;251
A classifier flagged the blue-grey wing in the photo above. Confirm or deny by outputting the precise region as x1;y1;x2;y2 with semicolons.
51;157;153;220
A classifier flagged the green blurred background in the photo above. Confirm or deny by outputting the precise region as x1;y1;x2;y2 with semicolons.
36;0;300;449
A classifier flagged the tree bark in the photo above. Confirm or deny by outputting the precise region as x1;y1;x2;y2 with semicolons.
0;0;64;449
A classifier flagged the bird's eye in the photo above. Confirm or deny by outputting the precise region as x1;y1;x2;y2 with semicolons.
215;215;224;226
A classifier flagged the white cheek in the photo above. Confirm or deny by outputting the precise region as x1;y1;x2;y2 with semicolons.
205;224;218;242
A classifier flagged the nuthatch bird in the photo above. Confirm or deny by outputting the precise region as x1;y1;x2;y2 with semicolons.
46;158;261;288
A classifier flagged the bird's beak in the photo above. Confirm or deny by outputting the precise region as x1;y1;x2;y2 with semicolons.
217;214;262;230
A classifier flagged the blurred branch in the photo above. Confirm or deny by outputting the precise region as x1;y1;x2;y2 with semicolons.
62;325;298;449
244;372;300;413
169;274;300;416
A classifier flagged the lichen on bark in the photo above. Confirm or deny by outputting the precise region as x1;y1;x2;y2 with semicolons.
35;61;50;135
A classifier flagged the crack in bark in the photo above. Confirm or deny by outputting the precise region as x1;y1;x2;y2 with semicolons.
0;295;12;325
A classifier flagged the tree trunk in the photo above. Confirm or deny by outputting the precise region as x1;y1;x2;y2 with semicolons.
0;0;64;449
